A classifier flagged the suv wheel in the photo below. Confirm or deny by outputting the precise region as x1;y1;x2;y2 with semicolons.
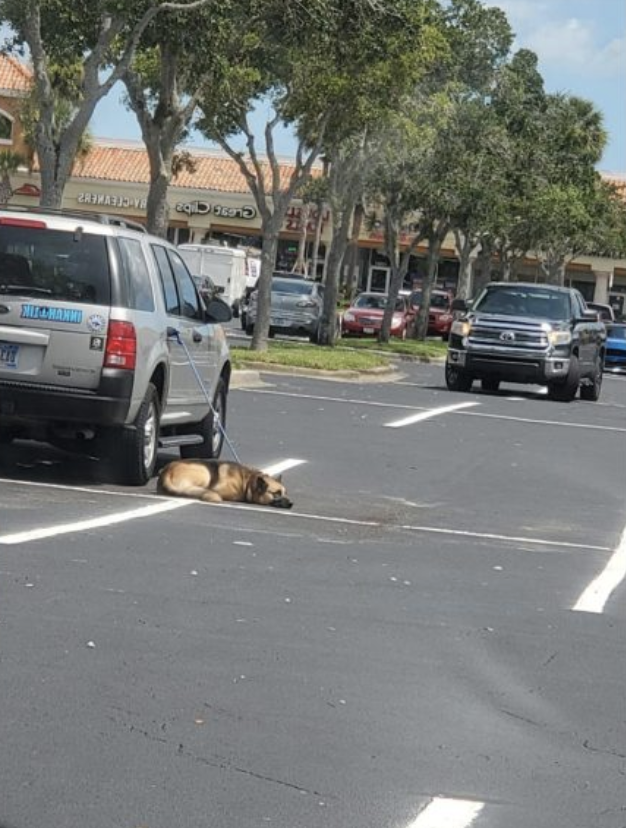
181;378;226;459
548;355;580;402
445;363;473;392
580;357;603;402
481;378;500;393
110;383;160;485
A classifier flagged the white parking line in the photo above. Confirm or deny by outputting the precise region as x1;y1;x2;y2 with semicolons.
0;500;190;545
385;402;478;428
242;389;626;433
262;458;307;476
0;473;612;551
407;797;485;828
572;524;626;613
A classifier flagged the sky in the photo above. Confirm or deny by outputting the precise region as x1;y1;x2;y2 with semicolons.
88;0;626;174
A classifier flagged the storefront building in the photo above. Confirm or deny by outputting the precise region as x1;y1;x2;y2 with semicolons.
1;55;625;315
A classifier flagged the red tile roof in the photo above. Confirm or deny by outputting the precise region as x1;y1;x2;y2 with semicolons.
0;54;32;94
603;174;626;202
70;140;305;194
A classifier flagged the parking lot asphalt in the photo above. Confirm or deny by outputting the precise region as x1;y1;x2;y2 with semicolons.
1;360;625;828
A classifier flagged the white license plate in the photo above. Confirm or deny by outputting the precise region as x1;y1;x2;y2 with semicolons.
0;342;19;369
363;327;375;335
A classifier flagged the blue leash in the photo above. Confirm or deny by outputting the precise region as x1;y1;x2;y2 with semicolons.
167;327;241;463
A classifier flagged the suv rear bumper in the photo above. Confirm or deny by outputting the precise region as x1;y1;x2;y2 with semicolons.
448;348;570;383
0;370;134;426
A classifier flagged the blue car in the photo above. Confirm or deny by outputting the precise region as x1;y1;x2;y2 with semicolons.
605;323;626;372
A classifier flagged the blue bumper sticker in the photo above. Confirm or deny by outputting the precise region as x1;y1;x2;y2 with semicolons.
21;304;83;324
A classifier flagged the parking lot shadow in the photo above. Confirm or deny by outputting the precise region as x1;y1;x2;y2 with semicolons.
0;440;116;487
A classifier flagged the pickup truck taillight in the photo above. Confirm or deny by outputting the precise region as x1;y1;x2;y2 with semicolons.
104;320;136;370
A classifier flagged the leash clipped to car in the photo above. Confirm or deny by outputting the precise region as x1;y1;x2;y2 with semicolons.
167;327;241;464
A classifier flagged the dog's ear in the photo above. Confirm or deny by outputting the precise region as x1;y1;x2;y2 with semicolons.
254;475;269;494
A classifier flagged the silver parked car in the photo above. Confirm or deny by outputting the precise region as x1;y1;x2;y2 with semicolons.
245;274;324;342
0;207;232;484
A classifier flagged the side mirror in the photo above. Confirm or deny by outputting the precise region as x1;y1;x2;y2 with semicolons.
451;297;468;313
204;296;232;323
580;309;600;322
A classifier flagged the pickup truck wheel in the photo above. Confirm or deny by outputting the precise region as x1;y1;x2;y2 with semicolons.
445;363;473;392
481;378;500;393
0;428;15;445
181;378;226;459
580;357;603;401
548;355;580;402
109;383;160;485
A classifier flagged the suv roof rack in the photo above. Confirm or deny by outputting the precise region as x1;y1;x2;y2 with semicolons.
0;205;147;233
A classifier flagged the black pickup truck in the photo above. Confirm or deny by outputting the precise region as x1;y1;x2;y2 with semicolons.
445;282;606;402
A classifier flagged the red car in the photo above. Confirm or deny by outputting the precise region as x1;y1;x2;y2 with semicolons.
341;292;415;339
408;288;454;339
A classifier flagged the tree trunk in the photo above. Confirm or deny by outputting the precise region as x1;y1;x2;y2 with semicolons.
0;172;13;206
318;206;352;346
413;225;447;340
251;225;280;352
454;229;478;300
310;204;326;281
542;257;566;286
145;141;173;237
343;202;364;299
293;202;311;274
473;242;493;295
379;212;401;343
36;139;74;208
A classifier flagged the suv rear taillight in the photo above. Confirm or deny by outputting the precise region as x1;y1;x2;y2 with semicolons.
104;320;136;370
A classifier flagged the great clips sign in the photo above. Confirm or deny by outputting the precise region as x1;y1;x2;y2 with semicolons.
175;201;257;220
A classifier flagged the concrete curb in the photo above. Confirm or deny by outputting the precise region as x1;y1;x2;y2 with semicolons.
230;355;444;387
236;362;407;383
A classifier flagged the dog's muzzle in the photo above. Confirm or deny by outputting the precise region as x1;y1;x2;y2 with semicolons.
272;496;293;509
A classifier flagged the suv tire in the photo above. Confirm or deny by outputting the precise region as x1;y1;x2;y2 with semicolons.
445;363;473;392
181;378;226;459
481;378;500;393
580;357;603;402
548;354;580;402
110;383;160;485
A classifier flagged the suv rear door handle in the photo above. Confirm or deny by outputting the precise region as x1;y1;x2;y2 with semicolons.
192;330;203;343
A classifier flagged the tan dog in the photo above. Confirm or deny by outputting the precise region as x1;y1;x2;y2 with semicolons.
157;459;293;508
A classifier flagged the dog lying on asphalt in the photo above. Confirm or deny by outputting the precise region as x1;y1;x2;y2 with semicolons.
157;459;293;509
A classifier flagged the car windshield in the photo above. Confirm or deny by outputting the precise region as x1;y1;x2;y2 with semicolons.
0;226;111;305
607;325;626;340
474;287;571;320
354;294;404;311
271;279;314;295
409;291;449;309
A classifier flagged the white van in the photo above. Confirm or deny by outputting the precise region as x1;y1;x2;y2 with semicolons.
178;244;247;313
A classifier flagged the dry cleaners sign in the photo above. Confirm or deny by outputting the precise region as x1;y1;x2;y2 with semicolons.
175;201;257;220
78;191;147;209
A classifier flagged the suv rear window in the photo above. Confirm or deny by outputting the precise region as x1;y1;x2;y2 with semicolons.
271;279;315;295
0;226;111;306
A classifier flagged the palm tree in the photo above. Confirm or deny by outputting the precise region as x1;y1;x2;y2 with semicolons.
0;150;26;205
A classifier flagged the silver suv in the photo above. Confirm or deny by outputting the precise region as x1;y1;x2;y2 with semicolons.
0;207;232;484
245;274;324;342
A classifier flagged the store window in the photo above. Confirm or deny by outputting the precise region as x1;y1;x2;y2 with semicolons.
0;111;14;142
167;226;191;246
